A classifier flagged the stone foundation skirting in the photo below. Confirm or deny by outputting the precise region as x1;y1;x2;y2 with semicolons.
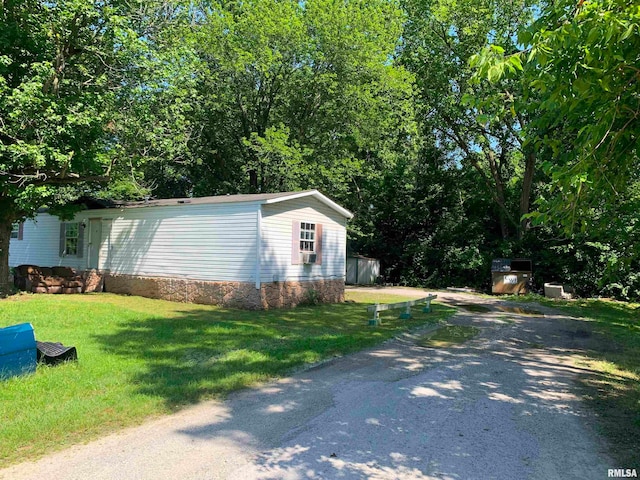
260;278;344;309
83;269;105;293
103;274;345;309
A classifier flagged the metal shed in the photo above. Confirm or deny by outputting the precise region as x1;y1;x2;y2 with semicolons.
491;258;532;294
346;255;380;285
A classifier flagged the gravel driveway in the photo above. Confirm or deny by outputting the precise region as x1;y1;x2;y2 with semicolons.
0;288;615;479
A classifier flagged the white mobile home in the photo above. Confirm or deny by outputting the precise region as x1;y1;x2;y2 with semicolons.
9;190;353;309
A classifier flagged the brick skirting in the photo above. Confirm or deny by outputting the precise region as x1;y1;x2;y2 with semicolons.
103;274;344;309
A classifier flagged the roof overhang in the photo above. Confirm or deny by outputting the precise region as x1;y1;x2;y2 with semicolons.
262;190;354;219
76;189;353;219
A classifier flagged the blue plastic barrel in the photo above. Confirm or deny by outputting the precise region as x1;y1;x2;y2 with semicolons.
0;323;37;380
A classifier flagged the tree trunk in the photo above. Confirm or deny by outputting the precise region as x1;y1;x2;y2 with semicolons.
248;168;259;193
441;121;519;238
486;150;511;239
498;208;509;240
0;195;19;297
518;151;536;239
0;221;12;297
494;180;510;240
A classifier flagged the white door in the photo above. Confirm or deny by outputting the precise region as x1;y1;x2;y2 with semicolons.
88;218;102;269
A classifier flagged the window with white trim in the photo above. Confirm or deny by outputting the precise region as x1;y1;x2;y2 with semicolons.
65;223;80;255
10;223;20;239
299;222;316;252
291;220;323;265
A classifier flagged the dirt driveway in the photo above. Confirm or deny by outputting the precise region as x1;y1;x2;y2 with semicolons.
0;288;615;479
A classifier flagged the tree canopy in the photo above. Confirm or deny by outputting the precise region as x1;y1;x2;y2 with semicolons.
144;0;415;207
0;0;138;292
2;0;639;300
472;0;639;232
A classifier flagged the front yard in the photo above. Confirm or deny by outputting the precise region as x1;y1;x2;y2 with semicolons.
0;291;454;466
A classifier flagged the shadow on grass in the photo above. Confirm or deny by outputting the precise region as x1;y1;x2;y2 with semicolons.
532;298;640;465
569;303;640;466
93;302;453;408
578;372;640;466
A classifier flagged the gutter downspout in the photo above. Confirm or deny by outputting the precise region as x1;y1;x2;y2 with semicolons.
255;206;262;290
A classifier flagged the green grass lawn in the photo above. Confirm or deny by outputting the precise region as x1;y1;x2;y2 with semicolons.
0;291;454;466
507;294;640;465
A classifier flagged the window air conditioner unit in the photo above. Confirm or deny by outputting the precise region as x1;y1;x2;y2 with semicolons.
302;253;317;264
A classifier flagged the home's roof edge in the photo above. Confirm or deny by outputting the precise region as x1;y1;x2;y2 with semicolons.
263;190;354;219
62;190;353;219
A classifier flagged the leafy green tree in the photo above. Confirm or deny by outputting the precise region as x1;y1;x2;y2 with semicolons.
0;0;173;295
527;0;639;232
465;0;640;299
154;0;415;205
104;2;204;200
401;0;538;239
353;143;496;287
472;0;639;233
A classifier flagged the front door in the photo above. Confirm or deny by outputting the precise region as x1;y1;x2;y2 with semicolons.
88;219;102;269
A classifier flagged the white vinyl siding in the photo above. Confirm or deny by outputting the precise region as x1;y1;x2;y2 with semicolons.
10;204;260;282
8;214;86;270
9;193;350;286
99;203;259;281
260;197;347;283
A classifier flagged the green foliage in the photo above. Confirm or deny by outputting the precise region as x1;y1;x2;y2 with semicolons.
525;0;640;232
350;145;498;289
402;0;538;240
0;1;234;294
300;288;320;306
350;0;529;287
450;0;640;300
471;0;640;233
0;0;186;294
143;0;416;203
2;0;638;304
0;0;118;219
0;1;191;212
